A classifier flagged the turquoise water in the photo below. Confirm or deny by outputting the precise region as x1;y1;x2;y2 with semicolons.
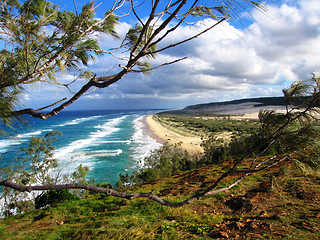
0;110;162;184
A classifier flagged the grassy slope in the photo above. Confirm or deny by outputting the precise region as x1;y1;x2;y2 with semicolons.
1;161;320;240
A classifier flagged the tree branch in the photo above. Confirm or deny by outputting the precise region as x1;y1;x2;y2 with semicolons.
123;56;188;73
0;152;288;207
11;71;127;119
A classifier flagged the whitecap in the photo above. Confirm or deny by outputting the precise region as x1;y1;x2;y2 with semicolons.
16;130;42;138
54;116;127;160
54;115;102;127
0;139;23;153
131;116;144;142
15;128;54;139
87;149;123;157
94;140;131;144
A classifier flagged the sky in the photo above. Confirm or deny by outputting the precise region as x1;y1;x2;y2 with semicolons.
21;0;320;110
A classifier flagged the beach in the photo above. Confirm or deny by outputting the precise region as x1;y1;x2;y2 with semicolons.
144;115;203;153
143;111;267;153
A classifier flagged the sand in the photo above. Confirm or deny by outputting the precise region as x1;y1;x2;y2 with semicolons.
145;115;204;154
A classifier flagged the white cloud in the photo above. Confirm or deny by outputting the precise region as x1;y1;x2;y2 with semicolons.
84;94;103;99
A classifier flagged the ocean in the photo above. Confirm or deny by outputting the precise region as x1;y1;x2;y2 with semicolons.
0;110;162;185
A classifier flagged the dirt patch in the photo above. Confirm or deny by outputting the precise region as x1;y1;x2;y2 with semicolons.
225;196;253;212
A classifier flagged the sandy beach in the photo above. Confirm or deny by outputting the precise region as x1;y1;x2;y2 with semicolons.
144;115;203;154
143;112;261;153
143;109;306;154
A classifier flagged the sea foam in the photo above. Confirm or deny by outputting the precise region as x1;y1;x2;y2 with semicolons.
131;116;161;168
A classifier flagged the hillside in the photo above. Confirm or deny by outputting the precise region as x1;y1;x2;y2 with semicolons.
1;160;319;239
163;96;310;115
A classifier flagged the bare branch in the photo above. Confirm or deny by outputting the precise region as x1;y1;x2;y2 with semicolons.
34;98;68;111
126;56;188;73
149;0;200;49
130;0;145;26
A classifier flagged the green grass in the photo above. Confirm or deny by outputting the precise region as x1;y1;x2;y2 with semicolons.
1;161;320;239
154;113;259;137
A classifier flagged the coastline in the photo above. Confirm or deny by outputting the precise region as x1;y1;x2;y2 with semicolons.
144;115;203;154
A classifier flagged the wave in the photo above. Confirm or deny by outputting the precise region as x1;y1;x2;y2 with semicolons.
54;115;102;127
0;139;23;153
94;140;131;144
86;149;123;157
52;116;128;177
16;130;42;138
54;116;127;159
131;116;144;142
16;129;53;139
0;129;54;153
1;115;103;154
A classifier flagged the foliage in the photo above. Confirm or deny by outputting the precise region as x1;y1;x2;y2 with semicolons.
71;164;90;184
35;189;79;209
0;130;61;215
155;114;259;136
201;135;228;164
117;143;199;186
0;0;119;128
23;130;61;185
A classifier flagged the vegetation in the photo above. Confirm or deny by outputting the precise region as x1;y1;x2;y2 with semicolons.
0;161;319;239
0;75;320;238
35;189;79;210
154;114;259;136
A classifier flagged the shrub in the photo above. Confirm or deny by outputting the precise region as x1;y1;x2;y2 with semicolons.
35;189;79;209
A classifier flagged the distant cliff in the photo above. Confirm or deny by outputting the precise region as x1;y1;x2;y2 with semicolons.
161;96;309;115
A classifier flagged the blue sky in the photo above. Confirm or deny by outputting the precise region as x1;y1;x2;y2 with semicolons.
19;0;320;110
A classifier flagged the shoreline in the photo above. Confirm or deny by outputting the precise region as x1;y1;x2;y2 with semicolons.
144;115;203;154
141;115;166;145
141;111;268;154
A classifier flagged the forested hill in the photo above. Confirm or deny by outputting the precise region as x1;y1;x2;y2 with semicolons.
164;96;309;115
